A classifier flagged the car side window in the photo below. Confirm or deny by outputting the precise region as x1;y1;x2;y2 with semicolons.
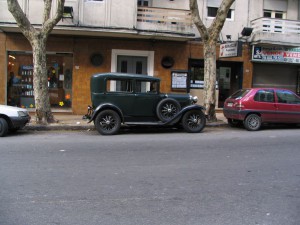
106;79;133;93
254;90;274;103
276;90;300;104
136;80;158;94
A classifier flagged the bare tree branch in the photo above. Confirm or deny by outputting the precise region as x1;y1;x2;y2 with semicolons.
209;0;235;42
43;0;52;22
7;0;36;40
42;0;65;34
189;0;209;41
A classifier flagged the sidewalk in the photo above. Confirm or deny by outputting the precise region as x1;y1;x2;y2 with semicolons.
25;112;228;131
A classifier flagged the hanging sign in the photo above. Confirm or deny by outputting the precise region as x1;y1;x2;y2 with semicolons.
252;46;300;64
219;42;239;58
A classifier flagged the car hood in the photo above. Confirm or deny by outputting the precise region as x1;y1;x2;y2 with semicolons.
0;104;28;114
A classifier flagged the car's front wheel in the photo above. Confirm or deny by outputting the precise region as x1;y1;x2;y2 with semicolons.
182;110;206;133
95;110;121;135
0;118;9;137
244;114;261;131
156;98;181;122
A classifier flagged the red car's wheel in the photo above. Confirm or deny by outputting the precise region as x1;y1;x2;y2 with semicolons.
244;114;261;131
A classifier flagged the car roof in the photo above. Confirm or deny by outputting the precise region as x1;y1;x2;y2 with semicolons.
91;72;160;82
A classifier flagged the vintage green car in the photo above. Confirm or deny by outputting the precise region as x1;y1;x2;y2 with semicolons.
88;73;206;135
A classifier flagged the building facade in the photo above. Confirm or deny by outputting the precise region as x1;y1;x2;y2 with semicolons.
0;0;299;114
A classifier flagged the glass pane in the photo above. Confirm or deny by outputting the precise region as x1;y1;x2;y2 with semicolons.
121;61;128;73
264;11;272;18
136;61;143;74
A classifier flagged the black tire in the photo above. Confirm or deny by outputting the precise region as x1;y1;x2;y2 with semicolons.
227;118;242;127
0;118;9;137
182;110;206;133
94;110;121;135
244;114;261;131
156;98;181;122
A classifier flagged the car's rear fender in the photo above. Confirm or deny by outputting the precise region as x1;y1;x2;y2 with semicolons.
89;103;124;123
164;104;206;125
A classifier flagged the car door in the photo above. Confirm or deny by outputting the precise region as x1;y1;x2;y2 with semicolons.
275;89;300;123
105;78;135;116
252;89;278;122
133;80;161;118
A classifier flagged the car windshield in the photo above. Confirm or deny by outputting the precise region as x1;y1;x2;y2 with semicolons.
229;89;250;99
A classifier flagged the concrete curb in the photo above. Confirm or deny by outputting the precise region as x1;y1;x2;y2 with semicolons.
24;120;228;131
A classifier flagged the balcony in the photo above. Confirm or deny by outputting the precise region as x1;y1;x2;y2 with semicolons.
136;7;195;39
251;17;300;46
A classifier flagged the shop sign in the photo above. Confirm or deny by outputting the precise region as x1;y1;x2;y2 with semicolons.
252;46;300;64
219;42;239;58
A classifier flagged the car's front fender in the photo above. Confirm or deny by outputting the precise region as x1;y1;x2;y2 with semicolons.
88;103;124;123
164;104;206;125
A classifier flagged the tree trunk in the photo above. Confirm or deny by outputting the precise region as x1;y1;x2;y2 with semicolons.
32;36;55;123
203;42;217;122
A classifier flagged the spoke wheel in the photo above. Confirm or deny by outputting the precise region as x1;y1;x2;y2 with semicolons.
156;98;181;122
182;110;206;133
0;118;9;137
95;110;121;135
244;114;261;131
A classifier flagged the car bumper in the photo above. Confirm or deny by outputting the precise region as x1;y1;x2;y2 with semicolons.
223;108;247;121
10;116;31;129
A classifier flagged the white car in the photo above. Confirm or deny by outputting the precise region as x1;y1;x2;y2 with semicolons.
0;105;31;137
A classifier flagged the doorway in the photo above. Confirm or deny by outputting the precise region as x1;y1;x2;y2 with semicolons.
117;56;148;74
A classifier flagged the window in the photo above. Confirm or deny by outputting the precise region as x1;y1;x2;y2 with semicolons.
136;80;158;93
107;79;133;93
276;90;300;104
254;90;274;103
263;10;286;19
190;67;204;89
207;7;234;20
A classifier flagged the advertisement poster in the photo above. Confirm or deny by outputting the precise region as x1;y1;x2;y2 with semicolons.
171;71;187;89
252;46;300;64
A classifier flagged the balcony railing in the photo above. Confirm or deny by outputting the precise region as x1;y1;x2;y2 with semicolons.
252;17;300;34
136;7;194;35
251;17;300;45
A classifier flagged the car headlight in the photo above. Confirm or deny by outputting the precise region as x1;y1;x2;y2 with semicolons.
18;111;28;117
191;96;198;104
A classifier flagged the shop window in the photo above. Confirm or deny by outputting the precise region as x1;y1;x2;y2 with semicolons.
190;67;204;89
7;52;73;109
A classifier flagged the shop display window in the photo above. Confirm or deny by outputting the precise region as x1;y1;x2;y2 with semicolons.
7;52;73;109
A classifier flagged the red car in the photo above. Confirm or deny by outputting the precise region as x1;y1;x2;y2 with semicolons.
223;88;300;131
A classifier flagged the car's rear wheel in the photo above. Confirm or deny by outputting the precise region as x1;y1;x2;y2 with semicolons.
0;118;9;137
244;114;261;131
95;110;121;135
182;110;206;133
156;98;181;122
227;118;242;127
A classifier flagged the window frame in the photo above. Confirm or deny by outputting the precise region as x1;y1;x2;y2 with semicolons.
207;7;235;21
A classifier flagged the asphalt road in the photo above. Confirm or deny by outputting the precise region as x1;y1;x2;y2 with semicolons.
0;126;300;225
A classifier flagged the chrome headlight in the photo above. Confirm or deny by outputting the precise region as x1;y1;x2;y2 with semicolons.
191;96;198;104
17;111;28;117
